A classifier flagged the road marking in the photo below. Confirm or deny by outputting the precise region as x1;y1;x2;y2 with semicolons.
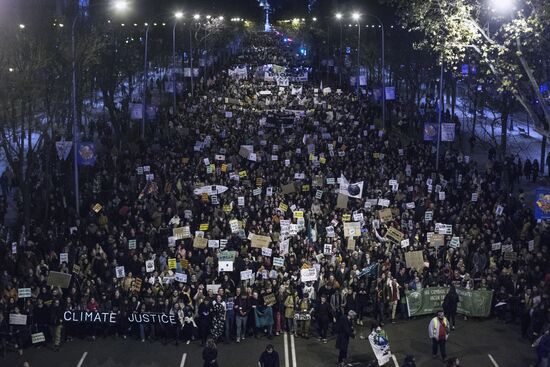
283;332;290;367
391;354;399;367
180;352;187;367
488;354;499;367
290;332;297;367
76;352;88;367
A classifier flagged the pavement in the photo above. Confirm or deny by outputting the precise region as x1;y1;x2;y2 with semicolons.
2;316;535;367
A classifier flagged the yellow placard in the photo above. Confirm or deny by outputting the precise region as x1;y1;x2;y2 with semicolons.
302;184;310;192
239;170;247;178
168;258;177;269
221;164;228;172
320;157;326;164
293;211;304;219
373;153;380;159
342;214;351;222
92;203;103;213
279;203;288;212
256;177;263;187
223;204;232;213
180;259;189;269
201;193;209;203
209;164;215;172
199;223;209;231
309;153;314;161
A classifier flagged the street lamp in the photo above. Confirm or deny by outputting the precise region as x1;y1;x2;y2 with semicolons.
490;0;515;13
351;12;361;97
18;24;25;29
335;13;343;86
113;0;129;12
172;11;183;117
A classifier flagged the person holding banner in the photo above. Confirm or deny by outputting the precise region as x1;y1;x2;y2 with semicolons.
428;311;451;362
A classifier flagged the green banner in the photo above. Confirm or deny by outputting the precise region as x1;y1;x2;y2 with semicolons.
406;287;493;317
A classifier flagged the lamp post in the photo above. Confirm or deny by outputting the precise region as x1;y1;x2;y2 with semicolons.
335;13;343;86
173;12;183;116
365;14;386;129
141;23;149;140
352;12;361;97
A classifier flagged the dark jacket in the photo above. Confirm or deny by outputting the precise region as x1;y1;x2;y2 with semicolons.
202;346;218;367
334;314;354;351
443;287;459;313
259;350;280;367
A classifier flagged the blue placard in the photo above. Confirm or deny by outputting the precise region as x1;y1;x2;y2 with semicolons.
77;142;96;166
423;123;438;141
534;188;550;220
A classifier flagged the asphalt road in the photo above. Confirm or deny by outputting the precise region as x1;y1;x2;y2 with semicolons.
2;316;535;367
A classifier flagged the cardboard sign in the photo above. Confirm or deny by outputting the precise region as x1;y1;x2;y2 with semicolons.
206;284;222;294
282;183;296;195
273;257;285;267
378;209;393;222
343;222;361;238
347;237;356;250
504;252;517;261
173;226;191;240
430;234;445;248
18;288;32;298
405;251;425;271
300;268;318;282
263;293;276;307
132;278;142;293
146;260;155;273
251;234;271;248
193;236;208;249
9;314;27;325
240;269;253;280
218;261;234;272
386;227;405;243
336;193;349;209
47;271;72;288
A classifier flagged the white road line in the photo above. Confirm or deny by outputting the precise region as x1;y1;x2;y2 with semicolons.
290;333;297;367
283;332;290;367
488;354;499;367
180;352;187;367
391;354;399;367
76;352;88;367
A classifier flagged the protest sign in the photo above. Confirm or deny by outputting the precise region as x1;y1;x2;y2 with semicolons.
378;209;393;222
343;222;361;238
146;260;155;273
219;251;237;262
273;257;285;267
9;314;27;325
430;233;445;248
218;261;234;272
31;332;46;344
279;239;289;256
60;253;69;264
251;234;271;248
261;247;273;257
405;251;425;271
368;331;392;366
173;226;191;240
240;269;253;280
386;227;405;243
47;271;72;288
175;272;188;283
18;288;32;298
336;193;349;209
206;284;222;294
324;244;333;255
229;219;240;233
406;287;493;317
193;236;208;249
115;266;126;278
300;268;318;282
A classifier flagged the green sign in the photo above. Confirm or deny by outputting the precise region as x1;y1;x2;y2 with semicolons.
218;251;237;262
406;287;493;317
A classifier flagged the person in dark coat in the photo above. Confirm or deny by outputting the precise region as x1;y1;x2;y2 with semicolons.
335;310;356;366
315;295;332;343
202;338;219;367
442;285;459;330
198;298;212;346
258;344;280;367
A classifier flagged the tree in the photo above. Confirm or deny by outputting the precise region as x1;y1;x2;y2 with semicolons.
384;0;550;159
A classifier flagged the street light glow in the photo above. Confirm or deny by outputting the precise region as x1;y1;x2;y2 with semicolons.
113;0;129;12
351;12;361;21
8;67;14;72
218;16;224;21
59;23;64;27
193;14;200;20
335;13;343;20
490;0;515;12
174;11;183;19
19;24;25;29
312;17;317;22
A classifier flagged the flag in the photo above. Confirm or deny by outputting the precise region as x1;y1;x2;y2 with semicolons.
55;141;73;160
368;330;392;366
77;142;96;166
358;263;378;278
339;174;363;198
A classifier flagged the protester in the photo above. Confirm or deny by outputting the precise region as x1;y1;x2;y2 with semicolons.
443;285;459;330
335;310;355;366
429;311;451;362
202;338;219;367
258;344;280;367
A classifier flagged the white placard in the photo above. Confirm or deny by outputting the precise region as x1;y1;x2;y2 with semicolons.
253;188;262;196
230;219;240;233
128;239;137;250
439;191;446;200
300;268;318;282
218;261;234;272
60;253;68;264
492;242;502;251
324;244;333;255
471;192;478;202
261;247;273;257
326;226;335;237
378;199;390;207
400;239;410;248
495;205;504;216
238;197;245;206
279;239;289;256
273;257;285;267
31;332;46;344
175;272;188;283
115;266;126;278
208;240;220;248
405;202;415;210
240;269;253;280
146;260;155;273
267;187;273;196
9;314;27;325
353;212;364;222
450;237;460;248
425;211;433;221
18;288;32;298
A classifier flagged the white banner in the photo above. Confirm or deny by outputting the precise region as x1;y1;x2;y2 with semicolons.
55;141;73;161
368;331;392;366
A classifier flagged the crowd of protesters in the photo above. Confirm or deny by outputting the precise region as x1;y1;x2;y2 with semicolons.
0;30;549;367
